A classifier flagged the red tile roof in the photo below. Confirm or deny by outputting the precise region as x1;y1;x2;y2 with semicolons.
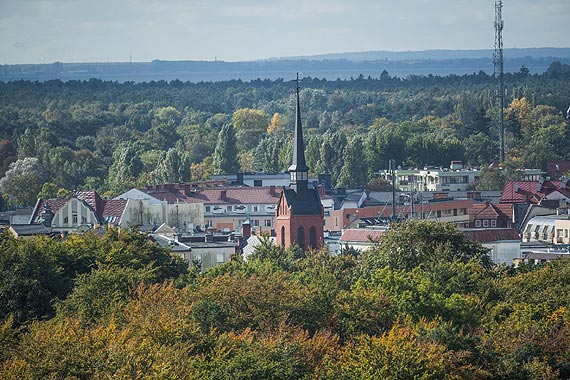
75;191;106;215
30;198;68;223
146;190;187;204
102;199;128;222
470;202;512;219
500;181;564;204
462;228;520;243
31;191;127;226
339;229;385;243
185;187;283;205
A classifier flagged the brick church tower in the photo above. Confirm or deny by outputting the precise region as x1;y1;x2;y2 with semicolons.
275;75;324;251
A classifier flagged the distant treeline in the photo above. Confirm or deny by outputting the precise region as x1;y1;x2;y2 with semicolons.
0;62;569;207
2;55;570;83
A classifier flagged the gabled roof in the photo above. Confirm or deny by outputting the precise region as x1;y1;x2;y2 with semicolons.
462;228;520;243
145;189;187;204
500;180;565;204
102;199;128;224
281;187;323;215
30;198;68;223
339;229;385;243
471;202;512;219
31;191;128;226
75;191;105;215
185;187;282;205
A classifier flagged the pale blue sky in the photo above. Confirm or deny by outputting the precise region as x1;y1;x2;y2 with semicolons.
1;0;568;64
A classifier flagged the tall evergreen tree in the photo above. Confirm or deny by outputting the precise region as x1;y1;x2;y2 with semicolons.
152;148;191;184
213;123;239;175
337;136;368;188
107;142;142;194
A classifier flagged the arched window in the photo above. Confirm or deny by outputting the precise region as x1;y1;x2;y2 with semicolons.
298;226;305;250
281;226;286;247
309;226;317;249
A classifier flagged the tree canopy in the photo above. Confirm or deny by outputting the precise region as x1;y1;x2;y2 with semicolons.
1;220;570;379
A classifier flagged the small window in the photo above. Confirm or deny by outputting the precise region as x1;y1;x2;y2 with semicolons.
475;220;481;227
483;220;489;227
205;206;211;212
206;220;213;228
72;214;78;224
64;216;69;224
81;216;87;223
254;180;262;187
252;219;259;227
216;253;225;264
264;219;271;227
226;205;232;212
491;220;497;227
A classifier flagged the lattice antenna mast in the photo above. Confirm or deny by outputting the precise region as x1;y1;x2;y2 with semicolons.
494;0;505;162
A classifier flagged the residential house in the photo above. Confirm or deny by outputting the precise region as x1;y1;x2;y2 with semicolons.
186;186;282;234
377;162;481;192
554;217;570;244
30;191;127;232
115;188;203;231
462;228;521;265
325;198;474;233
523;214;570;244
330;228;385;255
500;179;570;205
152;224;238;271
469;202;513;228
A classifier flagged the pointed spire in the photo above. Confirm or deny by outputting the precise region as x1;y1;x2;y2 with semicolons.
289;73;309;176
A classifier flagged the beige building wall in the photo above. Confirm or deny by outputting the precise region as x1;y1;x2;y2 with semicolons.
554;219;570;244
120;199;203;231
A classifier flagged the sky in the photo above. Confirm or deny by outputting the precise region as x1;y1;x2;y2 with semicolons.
1;0;569;64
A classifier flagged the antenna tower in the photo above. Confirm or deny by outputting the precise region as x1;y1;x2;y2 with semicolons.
493;0;505;162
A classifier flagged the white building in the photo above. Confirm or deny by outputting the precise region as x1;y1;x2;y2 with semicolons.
115;188;204;231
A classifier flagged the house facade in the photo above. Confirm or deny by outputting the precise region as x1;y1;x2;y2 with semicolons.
377;163;481;192
462;228;521;264
115;188;203;231
30;191;127;232
325;199;474;233
469;202;513;228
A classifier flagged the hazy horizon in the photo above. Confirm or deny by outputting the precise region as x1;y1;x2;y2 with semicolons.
1;0;569;65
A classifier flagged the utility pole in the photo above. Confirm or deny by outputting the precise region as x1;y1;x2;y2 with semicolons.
494;0;505;162
389;159;396;221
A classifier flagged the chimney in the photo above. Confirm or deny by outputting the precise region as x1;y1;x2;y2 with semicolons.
40;202;53;227
317;184;325;197
241;219;251;238
269;185;276;196
220;190;227;201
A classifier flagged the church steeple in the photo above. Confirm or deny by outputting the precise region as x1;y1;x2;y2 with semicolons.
275;73;324;252
289;73;309;191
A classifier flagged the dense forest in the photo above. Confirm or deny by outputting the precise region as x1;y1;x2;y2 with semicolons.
1;62;570;207
1;220;570;379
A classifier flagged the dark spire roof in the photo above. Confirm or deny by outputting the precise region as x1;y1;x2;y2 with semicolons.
289;73;309;173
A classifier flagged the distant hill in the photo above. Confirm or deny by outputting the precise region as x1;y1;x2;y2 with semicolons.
277;47;570;62
1;48;569;83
